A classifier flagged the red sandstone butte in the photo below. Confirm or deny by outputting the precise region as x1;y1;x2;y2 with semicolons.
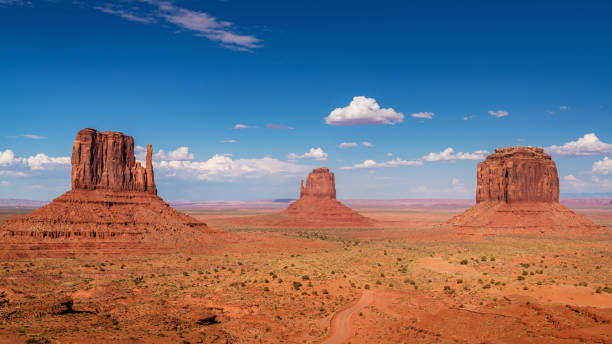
234;167;374;228
0;128;215;246
447;147;603;235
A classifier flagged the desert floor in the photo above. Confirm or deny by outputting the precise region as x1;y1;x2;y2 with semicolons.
1;207;611;343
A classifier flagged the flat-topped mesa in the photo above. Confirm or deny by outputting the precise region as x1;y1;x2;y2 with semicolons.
476;146;559;204
299;167;336;199
71;128;157;194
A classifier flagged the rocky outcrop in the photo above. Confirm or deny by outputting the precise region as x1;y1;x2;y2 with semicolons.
300;167;336;199
476;147;558;203
71;128;156;194
0;128;216;248
447;147;602;235
233;167;374;228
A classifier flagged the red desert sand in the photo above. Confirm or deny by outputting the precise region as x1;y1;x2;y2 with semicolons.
231;167;375;228
446;147;604;235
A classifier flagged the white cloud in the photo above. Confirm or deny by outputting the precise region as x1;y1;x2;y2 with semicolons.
167;147;194;161
288;147;328;161
410;112;434;120
233;124;256;129
560;105;569;110
220;139;237;143
463;114;476;121
26;154;71;170
488;110;509;118
0;149;24;166
546;133;612;157
563;174;585;188
95;0;261;51
155;154;309;181
94;4;155;24
23;134;46;140
592;156;612;175
0;180;8;186
152;147;195;161
362;141;373;147
387;153;393;157
592;176;612;190
324;96;404;126
342;158;423;170
451;177;462;186
339;142;358;149
0;149;70;174
421;147;489;162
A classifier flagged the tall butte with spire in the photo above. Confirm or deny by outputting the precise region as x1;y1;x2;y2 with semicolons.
234;167;374;227
447;147;603;235
0;128;214;245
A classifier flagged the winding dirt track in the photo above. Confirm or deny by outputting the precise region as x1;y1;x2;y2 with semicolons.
320;291;374;344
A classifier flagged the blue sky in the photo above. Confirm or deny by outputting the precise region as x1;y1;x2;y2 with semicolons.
1;0;611;201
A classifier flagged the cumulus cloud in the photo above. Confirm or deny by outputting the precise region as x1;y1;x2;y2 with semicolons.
288;147;328;161
26;154;71;170
411;112;434;120
233;124;256;129
266;124;294;130
94;0;261;51
0;149;70;175
155;154;309;181
421;148;489;162
324;96;404;126
592;176;612;190
220;139;237;143
339;142;358;149
152;147;195;161
362;141;373;147
563;174;585;188
592;156;612;175
342;158;423;170
463;114;476;121
560;105;569;110
488;110;509;118
546;133;612;157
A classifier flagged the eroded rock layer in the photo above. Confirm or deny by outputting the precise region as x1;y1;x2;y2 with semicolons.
71;128;156;194
447;147;603;235
0;128;216;247
233;167;374;228
476;147;558;203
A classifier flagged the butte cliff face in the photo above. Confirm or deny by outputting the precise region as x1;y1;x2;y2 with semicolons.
447;147;601;235
234;167;374;228
476;147;559;203
0;128;215;249
71;128;157;194
300;167;336;199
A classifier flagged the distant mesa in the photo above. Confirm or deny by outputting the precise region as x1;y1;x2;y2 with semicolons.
0;128;217;249
447;147;604;235
233;167;374;228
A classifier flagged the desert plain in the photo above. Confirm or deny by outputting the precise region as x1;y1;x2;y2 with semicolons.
0;201;611;344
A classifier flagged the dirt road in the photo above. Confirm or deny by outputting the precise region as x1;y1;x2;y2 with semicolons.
320;291;374;344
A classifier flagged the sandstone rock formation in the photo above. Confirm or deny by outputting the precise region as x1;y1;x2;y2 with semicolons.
300;167;336;199
476;147;558;203
71;128;157;193
233;167;374;228
447;147;602;235
0;128;216;248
